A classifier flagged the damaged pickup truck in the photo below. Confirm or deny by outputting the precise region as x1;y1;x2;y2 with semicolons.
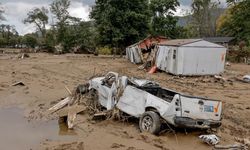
88;72;222;134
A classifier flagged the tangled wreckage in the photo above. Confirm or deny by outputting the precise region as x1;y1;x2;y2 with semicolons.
50;72;222;135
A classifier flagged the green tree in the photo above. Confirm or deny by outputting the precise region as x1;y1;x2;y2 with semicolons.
23;34;38;48
191;0;221;37
0;37;7;47
50;0;80;51
90;0;150;51
44;29;56;52
0;24;18;47
218;0;250;44
24;7;49;38
150;0;180;38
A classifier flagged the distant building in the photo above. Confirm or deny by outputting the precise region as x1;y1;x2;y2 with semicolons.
126;39;227;75
126;35;168;64
203;37;234;47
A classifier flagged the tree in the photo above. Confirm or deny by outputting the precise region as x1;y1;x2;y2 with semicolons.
24;7;49;38
90;0;150;51
191;0;221;37
50;0;80;51
0;37;7;47
23;34;38;48
0;24;18;47
150;0;180;38
217;0;250;44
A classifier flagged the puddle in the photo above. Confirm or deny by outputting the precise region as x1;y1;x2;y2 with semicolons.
0;107;77;150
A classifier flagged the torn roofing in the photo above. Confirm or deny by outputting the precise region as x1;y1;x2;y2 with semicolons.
127;35;168;48
158;39;202;46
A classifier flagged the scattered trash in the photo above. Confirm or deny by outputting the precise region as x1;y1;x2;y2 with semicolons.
235;75;250;83
226;62;231;66
235;137;250;147
213;144;248;150
148;65;157;74
214;75;227;82
243;75;250;83
199;134;220;145
17;53;29;59
54;44;63;54
11;81;25;86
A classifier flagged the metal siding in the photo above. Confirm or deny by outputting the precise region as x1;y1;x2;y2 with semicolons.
176;47;184;74
181;47;226;75
155;46;170;72
155;46;177;73
126;45;142;64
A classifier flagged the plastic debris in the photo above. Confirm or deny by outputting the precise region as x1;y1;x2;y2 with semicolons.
199;134;220;145
148;65;157;74
243;75;250;83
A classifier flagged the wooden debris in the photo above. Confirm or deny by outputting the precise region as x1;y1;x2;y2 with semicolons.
11;81;25;86
93;111;109;118
64;85;72;95
57;105;86;117
235;137;250;147
67;106;77;129
48;97;71;113
17;53;30;59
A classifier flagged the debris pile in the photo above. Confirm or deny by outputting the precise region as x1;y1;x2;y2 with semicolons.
48;72;223;135
48;85;88;129
17;53;30;59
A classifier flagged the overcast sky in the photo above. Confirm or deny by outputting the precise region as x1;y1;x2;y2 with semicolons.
0;0;227;35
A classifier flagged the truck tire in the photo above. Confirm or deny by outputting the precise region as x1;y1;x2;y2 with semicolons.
139;111;161;135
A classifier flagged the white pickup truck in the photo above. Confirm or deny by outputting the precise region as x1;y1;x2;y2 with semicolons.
88;72;222;134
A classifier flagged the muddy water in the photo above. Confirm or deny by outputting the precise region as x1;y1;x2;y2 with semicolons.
0;107;77;150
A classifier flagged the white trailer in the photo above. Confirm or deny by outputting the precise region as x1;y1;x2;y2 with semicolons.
155;39;227;75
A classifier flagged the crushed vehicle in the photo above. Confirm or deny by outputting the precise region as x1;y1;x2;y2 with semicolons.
87;72;222;134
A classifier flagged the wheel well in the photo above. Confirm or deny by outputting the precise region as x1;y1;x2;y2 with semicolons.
145;107;160;115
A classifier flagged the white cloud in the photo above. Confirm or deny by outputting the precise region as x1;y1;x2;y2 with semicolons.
2;2;48;35
1;0;227;35
68;1;90;21
1;1;91;35
175;5;192;16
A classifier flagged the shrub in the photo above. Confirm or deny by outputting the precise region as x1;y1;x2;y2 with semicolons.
97;46;112;55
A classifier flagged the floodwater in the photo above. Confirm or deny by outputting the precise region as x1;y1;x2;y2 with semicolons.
0;107;77;150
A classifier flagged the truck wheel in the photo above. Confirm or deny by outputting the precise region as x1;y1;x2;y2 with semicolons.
139;111;161;135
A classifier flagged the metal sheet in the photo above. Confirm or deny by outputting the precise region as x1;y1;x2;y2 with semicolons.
180;96;222;120
126;46;142;64
117;86;146;117
179;47;226;75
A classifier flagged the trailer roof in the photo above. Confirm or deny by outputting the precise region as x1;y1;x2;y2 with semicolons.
158;39;202;46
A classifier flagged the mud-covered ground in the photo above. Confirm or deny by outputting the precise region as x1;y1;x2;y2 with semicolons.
0;53;249;150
